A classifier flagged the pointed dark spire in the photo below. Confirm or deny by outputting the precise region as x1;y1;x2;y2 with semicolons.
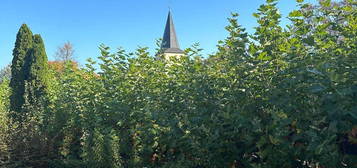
161;11;184;54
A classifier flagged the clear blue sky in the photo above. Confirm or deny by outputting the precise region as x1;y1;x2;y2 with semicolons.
0;0;316;68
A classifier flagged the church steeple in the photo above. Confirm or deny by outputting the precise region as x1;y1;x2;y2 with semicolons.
161;11;184;54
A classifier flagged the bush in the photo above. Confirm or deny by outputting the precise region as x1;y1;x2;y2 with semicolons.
2;0;357;167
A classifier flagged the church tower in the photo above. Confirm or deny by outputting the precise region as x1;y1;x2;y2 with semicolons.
159;11;185;59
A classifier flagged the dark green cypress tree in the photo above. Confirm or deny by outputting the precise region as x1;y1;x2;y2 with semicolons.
9;24;33;121
24;34;49;107
8;32;50;167
10;25;50;123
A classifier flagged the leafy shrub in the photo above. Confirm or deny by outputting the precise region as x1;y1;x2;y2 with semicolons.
2;0;357;167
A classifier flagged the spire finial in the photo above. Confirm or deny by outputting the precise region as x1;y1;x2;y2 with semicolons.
168;0;172;12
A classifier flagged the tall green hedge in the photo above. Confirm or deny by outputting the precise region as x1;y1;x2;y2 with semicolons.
1;0;356;167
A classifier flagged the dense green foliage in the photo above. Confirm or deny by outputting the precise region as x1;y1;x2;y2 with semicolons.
0;80;10;161
9;25;50;123
0;0;356;167
24;34;50;111
9;24;33;117
4;25;51;167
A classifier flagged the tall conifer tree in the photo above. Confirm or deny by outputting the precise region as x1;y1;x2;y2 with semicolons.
9;24;33;121
10;25;49;122
24;34;49;107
